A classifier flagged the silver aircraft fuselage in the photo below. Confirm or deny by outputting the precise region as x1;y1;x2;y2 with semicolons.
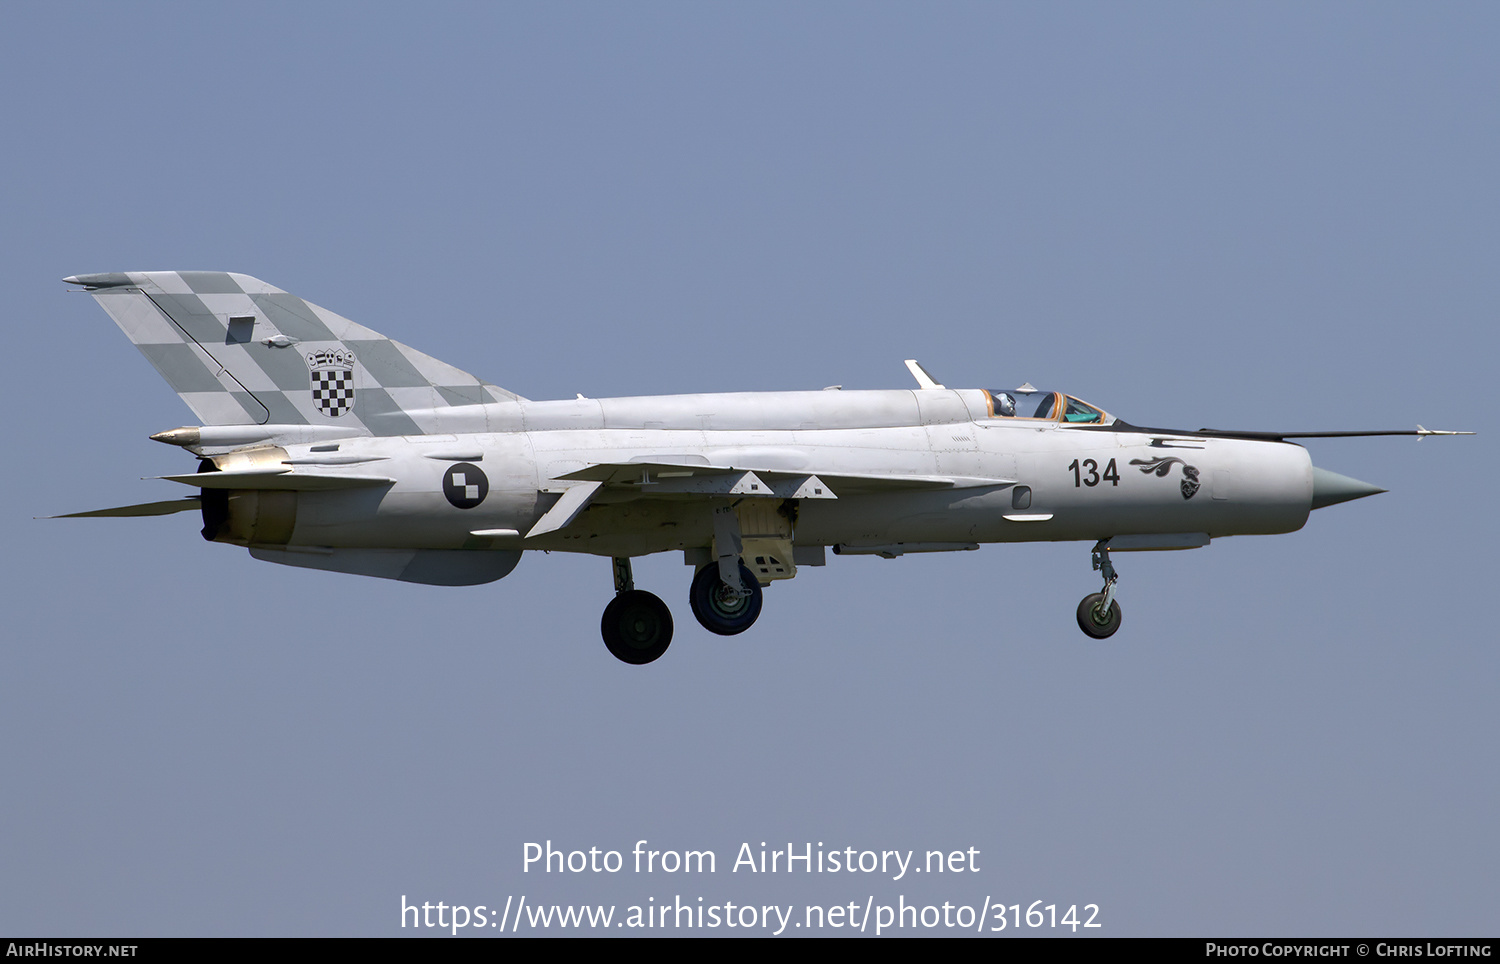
197;389;1313;557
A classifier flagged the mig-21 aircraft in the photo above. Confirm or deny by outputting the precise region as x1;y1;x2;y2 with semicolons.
57;271;1472;664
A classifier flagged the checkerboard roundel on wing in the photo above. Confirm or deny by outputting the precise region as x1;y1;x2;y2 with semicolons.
306;349;357;417
443;462;489;509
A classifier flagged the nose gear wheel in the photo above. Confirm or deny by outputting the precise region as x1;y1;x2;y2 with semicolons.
1076;542;1123;639
1076;593;1123;638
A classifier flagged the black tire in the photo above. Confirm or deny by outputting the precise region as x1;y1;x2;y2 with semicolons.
1076;593;1122;639
689;563;764;635
601;590;674;664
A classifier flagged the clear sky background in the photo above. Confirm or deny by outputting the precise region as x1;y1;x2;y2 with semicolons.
2;2;1494;937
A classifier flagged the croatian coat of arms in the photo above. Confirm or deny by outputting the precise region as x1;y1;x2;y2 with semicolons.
306;349;357;417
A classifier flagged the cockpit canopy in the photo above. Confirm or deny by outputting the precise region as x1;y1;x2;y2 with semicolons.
985;388;1111;425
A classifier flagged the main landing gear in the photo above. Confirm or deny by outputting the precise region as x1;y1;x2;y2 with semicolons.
598;555;768;664
691;503;764;635
1076;541;1123;639
689;562;763;636
601;556;673;664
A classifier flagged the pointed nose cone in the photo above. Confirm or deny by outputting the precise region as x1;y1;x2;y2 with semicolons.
1311;466;1387;510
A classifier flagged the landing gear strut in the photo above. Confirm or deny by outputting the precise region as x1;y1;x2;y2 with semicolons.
1076;541;1123;639
601;556;674;664
689;562;763;635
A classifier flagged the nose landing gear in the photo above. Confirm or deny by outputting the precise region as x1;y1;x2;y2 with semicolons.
1076;541;1123;639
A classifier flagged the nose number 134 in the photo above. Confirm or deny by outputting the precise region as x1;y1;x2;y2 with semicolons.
1068;458;1119;488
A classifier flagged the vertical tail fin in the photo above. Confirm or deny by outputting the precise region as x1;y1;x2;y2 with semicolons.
66;271;523;435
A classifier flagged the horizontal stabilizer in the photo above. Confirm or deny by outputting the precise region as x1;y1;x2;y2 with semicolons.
49;497;201;519
159;470;395;491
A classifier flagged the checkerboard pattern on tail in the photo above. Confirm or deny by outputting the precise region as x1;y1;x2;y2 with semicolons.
65;270;523;436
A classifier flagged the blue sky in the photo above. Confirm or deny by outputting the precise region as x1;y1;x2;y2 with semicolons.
1;2;1494;936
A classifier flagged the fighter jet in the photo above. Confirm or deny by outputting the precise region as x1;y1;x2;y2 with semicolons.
57;271;1471;663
